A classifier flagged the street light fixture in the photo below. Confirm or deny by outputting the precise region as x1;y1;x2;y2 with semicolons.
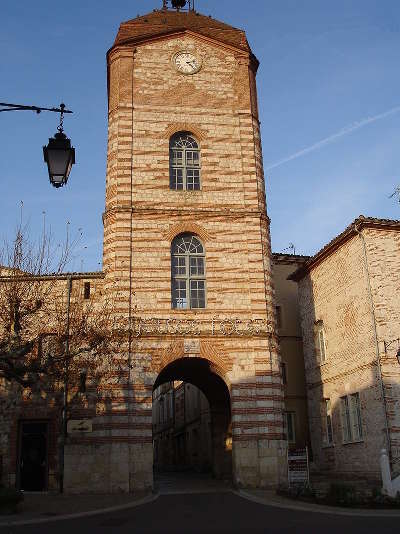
43;104;75;188
0;101;75;187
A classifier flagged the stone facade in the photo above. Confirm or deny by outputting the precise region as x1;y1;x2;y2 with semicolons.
291;216;400;484
64;9;287;492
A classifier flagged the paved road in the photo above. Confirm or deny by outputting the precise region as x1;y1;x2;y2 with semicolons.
2;491;399;534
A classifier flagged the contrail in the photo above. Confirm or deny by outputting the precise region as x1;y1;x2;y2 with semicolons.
265;105;400;171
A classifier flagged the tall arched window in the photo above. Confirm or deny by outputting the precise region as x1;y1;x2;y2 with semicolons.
170;132;201;191
171;234;206;309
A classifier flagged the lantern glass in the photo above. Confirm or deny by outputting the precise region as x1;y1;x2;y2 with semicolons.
43;132;75;188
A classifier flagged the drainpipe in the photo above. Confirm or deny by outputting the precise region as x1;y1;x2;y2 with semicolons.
354;223;391;462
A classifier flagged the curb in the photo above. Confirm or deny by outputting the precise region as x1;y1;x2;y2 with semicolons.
0;492;159;527
234;490;400;517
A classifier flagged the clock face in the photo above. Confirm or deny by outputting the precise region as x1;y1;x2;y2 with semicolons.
174;51;202;74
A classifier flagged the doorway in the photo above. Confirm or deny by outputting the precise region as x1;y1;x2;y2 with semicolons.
152;357;232;492
18;421;48;491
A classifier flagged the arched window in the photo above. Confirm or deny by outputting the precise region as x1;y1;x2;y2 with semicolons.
171;234;206;309
169;132;201;191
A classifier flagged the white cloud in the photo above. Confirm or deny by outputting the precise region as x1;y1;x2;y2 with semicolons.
265;105;400;171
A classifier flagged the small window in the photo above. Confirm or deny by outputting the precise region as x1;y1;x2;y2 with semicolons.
275;305;282;330
280;362;287;385
285;411;296;443
340;393;362;443
169;132;201;191
84;282;90;299
324;399;334;445
315;320;327;363
171;234;206;309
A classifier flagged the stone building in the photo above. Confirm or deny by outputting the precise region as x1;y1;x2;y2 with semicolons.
0;3;290;494
153;381;212;473
290;216;400;485
152;252;310;473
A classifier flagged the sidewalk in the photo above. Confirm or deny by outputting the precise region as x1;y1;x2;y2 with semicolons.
0;490;155;527
237;489;400;517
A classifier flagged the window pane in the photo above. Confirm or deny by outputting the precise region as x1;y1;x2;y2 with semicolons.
172;256;187;276
170;169;183;190
172;280;187;309
186;169;200;191
186;151;200;166
190;256;204;276
190;280;205;308
172;150;183;166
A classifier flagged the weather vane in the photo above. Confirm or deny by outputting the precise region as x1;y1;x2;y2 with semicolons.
162;0;195;11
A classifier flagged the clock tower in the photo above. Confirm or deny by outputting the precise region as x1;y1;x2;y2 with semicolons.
66;2;287;493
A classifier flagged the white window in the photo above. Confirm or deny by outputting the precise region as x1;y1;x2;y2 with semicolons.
285;411;296;443
315;320;327;363
324;398;334;445
170;132;201;191
340;393;363;443
171;234;206;309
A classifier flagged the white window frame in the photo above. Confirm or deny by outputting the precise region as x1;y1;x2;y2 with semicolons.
171;234;206;309
169;132;201;191
323;398;334;446
315;320;327;364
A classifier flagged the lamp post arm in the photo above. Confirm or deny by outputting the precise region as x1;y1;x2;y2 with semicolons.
0;102;73;114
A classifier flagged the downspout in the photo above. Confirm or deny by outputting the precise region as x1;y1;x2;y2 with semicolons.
354;223;391;463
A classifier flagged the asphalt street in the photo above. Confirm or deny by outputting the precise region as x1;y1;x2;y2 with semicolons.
1;492;399;534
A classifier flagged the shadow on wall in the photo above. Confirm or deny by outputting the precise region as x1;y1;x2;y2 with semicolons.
302;278;389;486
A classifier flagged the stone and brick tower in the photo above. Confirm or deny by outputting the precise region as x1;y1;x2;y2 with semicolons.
66;3;287;492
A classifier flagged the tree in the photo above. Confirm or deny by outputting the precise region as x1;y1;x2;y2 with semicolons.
390;186;400;204
0;223;117;398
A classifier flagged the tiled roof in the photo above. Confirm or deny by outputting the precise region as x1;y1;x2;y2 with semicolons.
272;252;310;264
112;9;251;52
289;215;400;281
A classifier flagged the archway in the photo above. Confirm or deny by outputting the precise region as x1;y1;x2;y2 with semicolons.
152;357;232;484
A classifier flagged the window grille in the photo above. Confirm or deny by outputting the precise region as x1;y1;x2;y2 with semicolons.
170;132;201;190
171;234;206;309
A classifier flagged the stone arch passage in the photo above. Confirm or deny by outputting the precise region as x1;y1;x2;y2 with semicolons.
153;357;232;481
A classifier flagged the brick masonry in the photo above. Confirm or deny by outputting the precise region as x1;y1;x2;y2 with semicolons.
293;217;400;484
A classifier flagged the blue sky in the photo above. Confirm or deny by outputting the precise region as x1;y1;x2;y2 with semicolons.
1;0;399;270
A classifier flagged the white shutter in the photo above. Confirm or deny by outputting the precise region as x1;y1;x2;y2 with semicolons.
340;397;350;442
349;393;362;441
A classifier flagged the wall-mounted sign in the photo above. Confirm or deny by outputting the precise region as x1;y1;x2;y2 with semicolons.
132;317;274;338
184;338;201;354
287;447;309;487
67;419;93;434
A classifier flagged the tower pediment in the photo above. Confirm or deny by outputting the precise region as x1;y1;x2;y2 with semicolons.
112;9;252;54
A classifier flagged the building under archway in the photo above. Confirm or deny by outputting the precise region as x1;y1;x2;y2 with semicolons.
153;357;232;481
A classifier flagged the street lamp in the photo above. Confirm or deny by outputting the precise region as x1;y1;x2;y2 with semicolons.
43;104;75;188
0;101;75;187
